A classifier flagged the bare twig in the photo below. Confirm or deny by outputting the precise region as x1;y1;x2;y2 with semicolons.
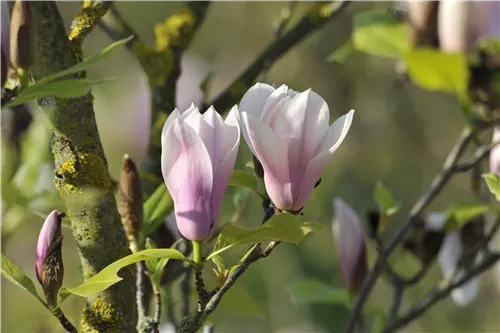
153;284;162;326
53;308;77;333
203;1;351;111
346;126;477;333
454;139;500;172
381;252;500;333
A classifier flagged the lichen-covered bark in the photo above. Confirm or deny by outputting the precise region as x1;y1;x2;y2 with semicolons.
30;2;136;332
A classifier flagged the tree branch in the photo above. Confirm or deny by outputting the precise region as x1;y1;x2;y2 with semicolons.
346;126;477;333
30;2;136;331
203;1;351;111
68;1;113;47
381;252;500;333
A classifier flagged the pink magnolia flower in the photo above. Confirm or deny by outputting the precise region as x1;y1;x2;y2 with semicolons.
161;105;240;241
332;198;367;294
490;126;500;175
36;210;62;284
438;1;500;53
237;83;354;211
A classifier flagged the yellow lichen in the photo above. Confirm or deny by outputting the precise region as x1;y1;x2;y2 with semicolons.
58;159;76;174
154;7;195;51
81;299;124;333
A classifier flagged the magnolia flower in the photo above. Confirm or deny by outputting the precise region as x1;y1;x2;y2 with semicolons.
490;126;500;175
237;83;354;211
332;198;367;294
161;105;240;241
36;210;64;306
438;1;500;53
438;231;480;306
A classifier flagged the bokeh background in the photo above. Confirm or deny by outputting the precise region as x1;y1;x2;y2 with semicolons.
2;1;499;332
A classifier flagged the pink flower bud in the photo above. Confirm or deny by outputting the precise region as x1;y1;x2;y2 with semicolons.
237;83;354;211
490;126;500;175
332;198;367;294
161;105;240;241
438;1;500;53
438;231;480;306
36;210;64;307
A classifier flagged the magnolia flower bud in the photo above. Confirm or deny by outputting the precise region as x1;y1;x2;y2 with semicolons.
403;212;445;265
438;1;500;54
36;210;64;307
161;105;240;241
332;198;368;294
118;154;144;237
490;126;500;175
237;83;354;212
438;231;480;306
9;1;35;70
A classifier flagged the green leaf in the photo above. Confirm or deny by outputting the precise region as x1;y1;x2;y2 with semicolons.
286;278;352;308
142;183;174;237
374;181;398;216
1;254;47;307
404;49;469;103
58;249;187;304
327;39;354;63
444;201;490;231
483;173;500;202
37;36;133;86
207;213;325;260
229;170;260;194
229;244;258;275
212;254;225;273
352;10;409;58
371;308;388;333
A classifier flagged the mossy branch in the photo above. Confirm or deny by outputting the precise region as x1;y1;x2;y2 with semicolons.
30;2;136;332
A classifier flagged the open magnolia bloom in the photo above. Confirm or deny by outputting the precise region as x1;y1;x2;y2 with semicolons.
161;105;240;241
490;126;500;175
332;198;367;294
237;83;354;211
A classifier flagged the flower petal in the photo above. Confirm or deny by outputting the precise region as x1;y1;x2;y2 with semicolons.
239;111;293;209
332;198;366;293
161;109;182;142
36;210;61;282
161;119;214;241
490;126;500;175
293;110;354;210
239;82;275;120
261;84;289;123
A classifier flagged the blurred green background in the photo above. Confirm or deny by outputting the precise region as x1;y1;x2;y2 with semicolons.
2;1;499;332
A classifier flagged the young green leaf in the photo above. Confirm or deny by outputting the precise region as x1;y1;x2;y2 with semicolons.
36;36;133;85
405;49;469;103
142;183;174;237
443;201;490;231
207;213;325;260
327;39;355;63
58;249;188;304
374;181;398;216
211;254;225;273
483;173;500;202
228;170;265;198
1;254;47;307
352;10;409;58
286;278;352;308
229;244;258;275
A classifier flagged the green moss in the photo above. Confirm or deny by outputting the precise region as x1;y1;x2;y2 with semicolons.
81;299;124;333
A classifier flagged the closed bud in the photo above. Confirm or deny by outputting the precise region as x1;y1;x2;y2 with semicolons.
490;126;500;175
332;198;368;294
403;212;445;265
36;210;64;307
10;0;35;70
118;154;144;237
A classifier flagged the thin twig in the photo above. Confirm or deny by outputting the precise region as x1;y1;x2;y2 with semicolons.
346;126;477;333
454;139;500;172
381;252;500;333
153;284;162;326
204;1;351;111
386;278;405;327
